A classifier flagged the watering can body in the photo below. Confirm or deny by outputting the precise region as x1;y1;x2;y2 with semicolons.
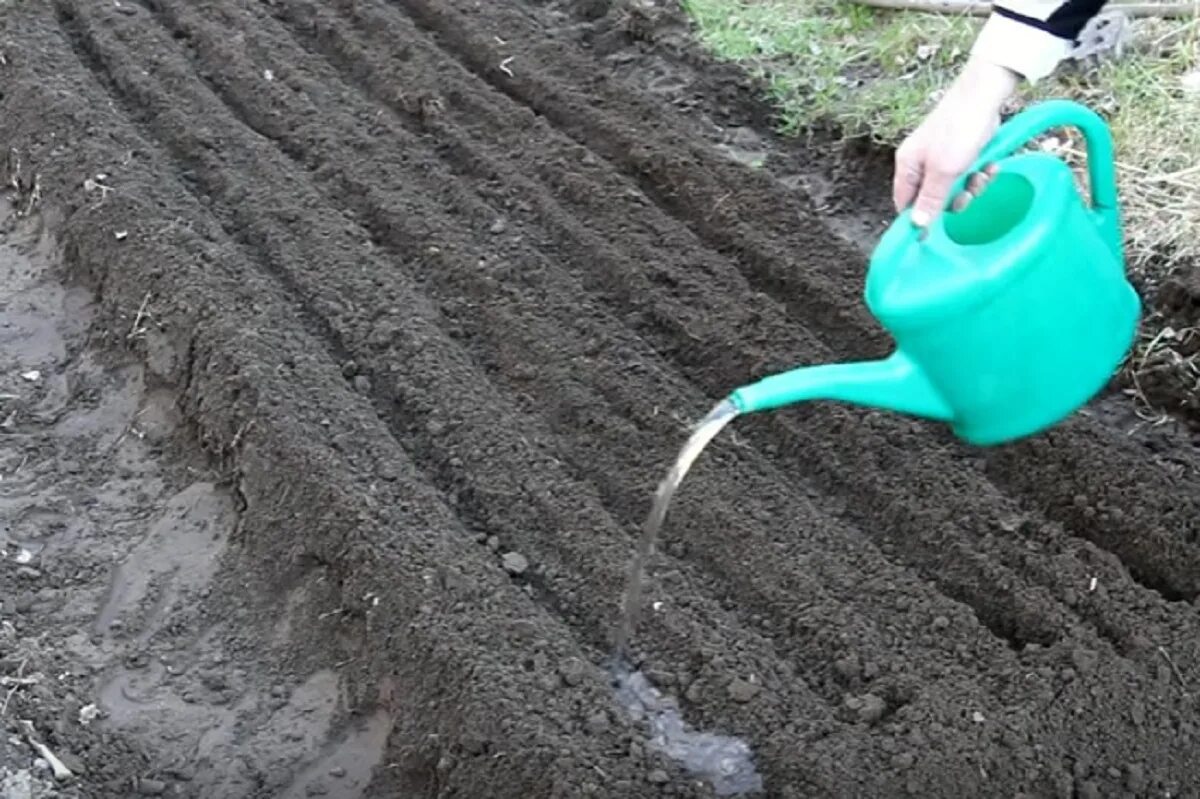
729;99;1141;446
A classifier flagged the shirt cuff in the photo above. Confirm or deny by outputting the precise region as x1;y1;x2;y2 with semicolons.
970;12;1074;84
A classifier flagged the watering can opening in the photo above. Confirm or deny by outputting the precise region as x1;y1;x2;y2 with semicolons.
941;171;1036;248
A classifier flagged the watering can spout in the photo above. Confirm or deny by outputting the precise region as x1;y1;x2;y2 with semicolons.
727;351;954;422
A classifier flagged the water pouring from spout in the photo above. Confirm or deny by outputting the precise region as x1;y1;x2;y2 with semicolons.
612;397;739;663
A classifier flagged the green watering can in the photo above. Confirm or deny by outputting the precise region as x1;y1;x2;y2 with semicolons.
728;99;1141;445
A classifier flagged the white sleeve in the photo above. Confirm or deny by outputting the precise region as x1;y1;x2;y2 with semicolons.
971;0;1110;83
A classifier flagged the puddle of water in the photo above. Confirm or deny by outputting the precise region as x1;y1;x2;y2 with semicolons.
613;665;763;796
0;215;91;398
280;709;393;799
94;481;235;638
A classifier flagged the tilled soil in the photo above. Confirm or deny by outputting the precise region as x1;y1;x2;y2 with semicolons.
2;0;1200;796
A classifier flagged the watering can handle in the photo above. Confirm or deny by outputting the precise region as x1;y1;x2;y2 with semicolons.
946;99;1117;212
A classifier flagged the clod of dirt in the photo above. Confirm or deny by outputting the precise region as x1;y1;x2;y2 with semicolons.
136;778;167;795
726;676;759;703
585;711;610;735
501;552;529;575
1071;648;1099;675
845;693;887;724
1125;763;1146;791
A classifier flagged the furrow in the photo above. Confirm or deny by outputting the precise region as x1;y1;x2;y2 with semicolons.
246;0;1091;658
266;0;1195;650
10;0;1200;793
146;0;1037;723
387;0;1200;608
29;5;694;795
52;5;881;788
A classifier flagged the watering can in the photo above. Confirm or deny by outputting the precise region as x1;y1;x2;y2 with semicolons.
728;99;1140;446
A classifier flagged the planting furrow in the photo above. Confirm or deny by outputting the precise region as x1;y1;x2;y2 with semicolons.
143;0;1043;744
176;0;1073;679
23;7;699;796
390;0;1200;601
260;0;1199;654
4;0;1199;794
239;0;1100;659
51;7;902;791
69;2;1143;789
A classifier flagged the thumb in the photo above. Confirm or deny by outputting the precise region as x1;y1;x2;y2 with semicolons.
892;142;924;213
910;167;954;228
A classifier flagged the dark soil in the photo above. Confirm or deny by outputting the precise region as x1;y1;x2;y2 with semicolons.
2;0;1200;796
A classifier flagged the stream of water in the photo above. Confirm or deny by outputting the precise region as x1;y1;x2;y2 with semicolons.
609;398;762;795
611;398;740;660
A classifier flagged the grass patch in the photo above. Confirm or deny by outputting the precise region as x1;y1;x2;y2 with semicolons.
681;0;1200;280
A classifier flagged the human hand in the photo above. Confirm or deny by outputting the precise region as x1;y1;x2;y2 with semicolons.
892;58;1020;227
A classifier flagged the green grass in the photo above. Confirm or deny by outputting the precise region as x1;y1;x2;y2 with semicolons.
680;0;1200;279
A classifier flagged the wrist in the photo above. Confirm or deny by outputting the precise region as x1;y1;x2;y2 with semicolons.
952;57;1020;109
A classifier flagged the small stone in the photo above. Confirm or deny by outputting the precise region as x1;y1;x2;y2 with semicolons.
857;694;886;723
1071;647;1099;675
1051;769;1074;799
329;767;346;779
891;752;915;770
353;375;372;394
727;677;760;703
1124;763;1146;791
489;218;507;234
486;536;501;552
685;680;704;703
931;616;950;630
58;752;85;774
137;779;167;796
647;769;669;784
501;552;529;576
833;656;860;682
586;711;610;735
559;657;586;687
341;361;358;378
1075;780;1100;799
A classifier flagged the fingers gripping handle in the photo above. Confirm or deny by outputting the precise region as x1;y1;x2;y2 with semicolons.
903;100;1119;244
960;99;1117;208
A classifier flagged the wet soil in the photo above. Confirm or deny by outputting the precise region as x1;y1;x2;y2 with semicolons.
1;0;1200;796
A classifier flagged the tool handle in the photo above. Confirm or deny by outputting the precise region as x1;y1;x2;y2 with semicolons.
944;98;1118;214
